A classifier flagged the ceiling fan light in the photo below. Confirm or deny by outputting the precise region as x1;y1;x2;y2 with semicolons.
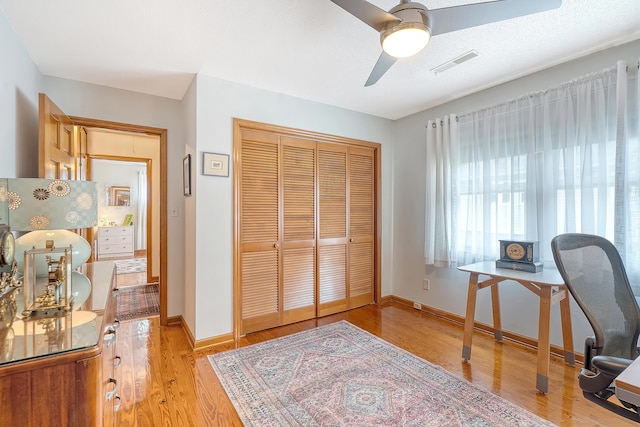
381;24;430;59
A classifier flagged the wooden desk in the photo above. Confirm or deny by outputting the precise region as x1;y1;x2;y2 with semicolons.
458;261;575;393
615;355;640;406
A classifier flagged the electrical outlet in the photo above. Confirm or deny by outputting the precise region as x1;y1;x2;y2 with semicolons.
413;302;421;310
423;279;430;290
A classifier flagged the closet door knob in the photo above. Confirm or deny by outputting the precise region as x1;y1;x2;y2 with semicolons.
350;238;354;242
274;243;279;249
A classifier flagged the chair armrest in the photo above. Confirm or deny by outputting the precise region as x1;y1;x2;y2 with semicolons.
591;355;633;378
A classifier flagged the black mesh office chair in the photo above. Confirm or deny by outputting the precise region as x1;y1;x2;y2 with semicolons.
551;233;640;422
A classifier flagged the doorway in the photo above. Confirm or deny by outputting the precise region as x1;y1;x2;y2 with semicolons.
69;117;168;325
38;94;168;324
88;156;154;286
83;125;160;285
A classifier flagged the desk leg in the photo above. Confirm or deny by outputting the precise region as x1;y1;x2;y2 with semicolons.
536;286;552;394
490;283;502;342
559;287;575;366
462;273;479;361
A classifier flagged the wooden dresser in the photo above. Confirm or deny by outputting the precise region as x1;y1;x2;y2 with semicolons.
97;226;134;259
0;261;120;427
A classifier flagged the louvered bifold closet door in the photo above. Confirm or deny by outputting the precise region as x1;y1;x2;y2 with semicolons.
281;137;316;324
239;130;281;334
348;147;375;308
317;143;349;317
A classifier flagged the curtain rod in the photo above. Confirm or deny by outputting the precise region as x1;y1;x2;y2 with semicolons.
423;59;640;128
424;116;458;128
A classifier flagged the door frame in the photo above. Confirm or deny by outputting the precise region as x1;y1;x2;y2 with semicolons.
70;116;168;326
233;118;382;339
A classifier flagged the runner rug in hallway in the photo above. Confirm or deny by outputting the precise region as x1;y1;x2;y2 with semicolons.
116;283;159;321
208;321;556;427
114;258;147;275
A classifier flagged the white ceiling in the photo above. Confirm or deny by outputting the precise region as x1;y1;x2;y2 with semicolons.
1;0;639;120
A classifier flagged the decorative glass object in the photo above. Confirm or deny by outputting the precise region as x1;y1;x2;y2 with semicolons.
22;245;72;317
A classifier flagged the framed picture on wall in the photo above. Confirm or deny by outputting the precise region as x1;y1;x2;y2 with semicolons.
183;154;192;196
202;152;229;177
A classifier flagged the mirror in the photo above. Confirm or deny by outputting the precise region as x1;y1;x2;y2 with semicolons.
106;186;130;206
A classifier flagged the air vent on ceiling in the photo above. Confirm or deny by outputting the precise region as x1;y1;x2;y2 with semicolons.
430;50;480;75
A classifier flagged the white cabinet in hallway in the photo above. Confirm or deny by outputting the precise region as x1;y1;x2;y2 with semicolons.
98;225;134;259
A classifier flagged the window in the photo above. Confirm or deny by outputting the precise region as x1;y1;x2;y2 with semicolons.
425;61;640;283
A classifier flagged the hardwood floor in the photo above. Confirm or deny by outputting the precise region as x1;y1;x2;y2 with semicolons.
114;301;631;426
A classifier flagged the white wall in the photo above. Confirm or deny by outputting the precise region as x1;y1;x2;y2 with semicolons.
41;76;189;319
191;74;394;340
182;78;198;332
0;10;42;178
92;160;141;220
391;39;640;348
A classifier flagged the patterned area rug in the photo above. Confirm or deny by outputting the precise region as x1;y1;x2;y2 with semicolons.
116;283;159;321
209;321;556;427
114;258;147;274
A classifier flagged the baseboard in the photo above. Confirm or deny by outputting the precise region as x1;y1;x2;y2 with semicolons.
174;294;582;361
166;315;182;325
179;316;235;351
379;295;393;304
179;316;196;349
389;295;585;364
193;333;235;351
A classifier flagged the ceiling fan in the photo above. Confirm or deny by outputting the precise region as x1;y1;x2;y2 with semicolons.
329;0;562;86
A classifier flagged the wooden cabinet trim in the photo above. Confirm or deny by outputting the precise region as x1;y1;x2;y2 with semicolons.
0;263;117;426
0;344;103;378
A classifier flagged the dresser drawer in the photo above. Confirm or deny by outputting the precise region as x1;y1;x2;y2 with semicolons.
99;226;132;237
99;243;134;254
99;244;134;257
100;235;133;245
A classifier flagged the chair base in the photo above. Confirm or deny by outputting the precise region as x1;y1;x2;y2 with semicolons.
583;391;640;423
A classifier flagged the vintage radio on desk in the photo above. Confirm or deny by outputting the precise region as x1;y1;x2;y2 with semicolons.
496;240;543;273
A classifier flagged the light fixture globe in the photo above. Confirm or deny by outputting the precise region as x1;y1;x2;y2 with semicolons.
381;23;430;58
381;1;432;59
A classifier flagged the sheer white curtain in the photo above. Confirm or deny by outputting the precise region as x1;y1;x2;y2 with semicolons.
136;170;147;250
425;60;640;280
615;61;640;282
424;115;457;267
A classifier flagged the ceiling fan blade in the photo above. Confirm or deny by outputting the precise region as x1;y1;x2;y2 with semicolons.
429;0;562;36
329;0;400;32
365;51;397;87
